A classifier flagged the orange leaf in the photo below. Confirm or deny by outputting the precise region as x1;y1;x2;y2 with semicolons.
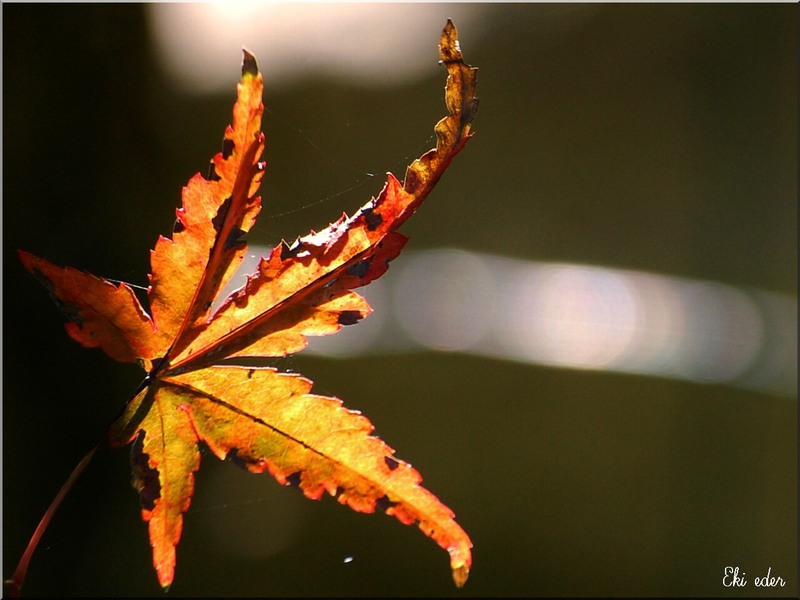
19;19;478;592
17;251;157;363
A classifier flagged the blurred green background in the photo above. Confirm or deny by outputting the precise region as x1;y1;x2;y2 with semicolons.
3;3;796;597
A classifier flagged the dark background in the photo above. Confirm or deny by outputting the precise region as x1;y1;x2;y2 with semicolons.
3;4;796;597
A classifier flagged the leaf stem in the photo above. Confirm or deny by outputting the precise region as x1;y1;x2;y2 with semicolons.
4;439;103;598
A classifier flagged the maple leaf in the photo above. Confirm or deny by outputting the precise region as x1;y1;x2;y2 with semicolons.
16;20;478;592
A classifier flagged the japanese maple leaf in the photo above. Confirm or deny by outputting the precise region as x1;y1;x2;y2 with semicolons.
17;20;478;592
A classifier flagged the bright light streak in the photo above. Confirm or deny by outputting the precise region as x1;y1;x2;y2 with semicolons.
226;247;796;398
499;263;639;369
146;3;489;92
392;250;495;352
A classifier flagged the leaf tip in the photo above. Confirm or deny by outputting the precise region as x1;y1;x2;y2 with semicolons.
448;541;472;587
17;248;38;272
241;48;258;77
452;562;470;588
440;19;463;63
154;546;177;592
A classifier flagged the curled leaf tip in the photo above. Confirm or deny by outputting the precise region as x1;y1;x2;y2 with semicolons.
448;540;472;588
452;563;470;588
439;19;463;63
242;48;258;77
